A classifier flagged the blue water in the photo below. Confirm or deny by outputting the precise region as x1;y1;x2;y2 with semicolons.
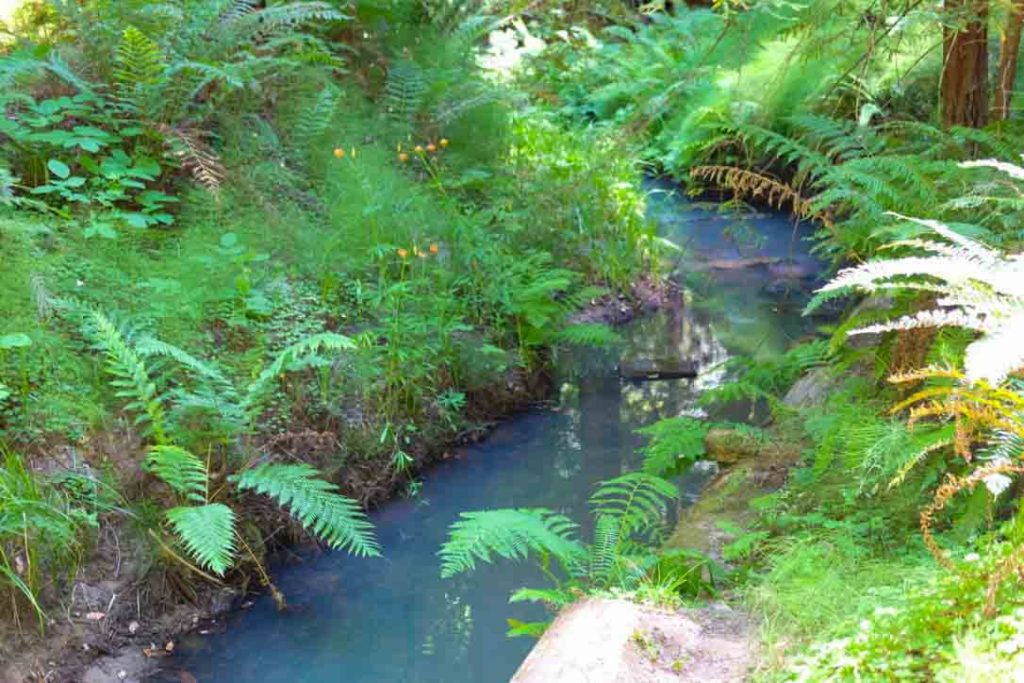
160;186;822;682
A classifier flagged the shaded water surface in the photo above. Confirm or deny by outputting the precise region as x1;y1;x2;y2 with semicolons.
161;185;822;682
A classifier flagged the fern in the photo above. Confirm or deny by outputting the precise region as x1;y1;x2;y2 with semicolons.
144;445;207;504
384;60;426;131
159;125;225;194
165;503;236;576
239;332;354;422
290;85;341;158
114;26;166;92
232;463;380;557
636;416;710;476
554;323;621;348
439;509;585;578
589;472;678;540
61;304;169;444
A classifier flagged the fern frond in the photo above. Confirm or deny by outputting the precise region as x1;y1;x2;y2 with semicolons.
290;85;341;157
232;463;379;557
554;323;621;347
60;303;168;443
114;26;166;91
589;472;677;539
384;60;426;130
636;416;709;476
145;445;207;503
588;513;621;586
165;503;236;575
690;166;825;223
159;125;225;194
439;509;586;578
240;332;354;421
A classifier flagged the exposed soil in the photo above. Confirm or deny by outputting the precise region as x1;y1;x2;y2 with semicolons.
0;277;676;683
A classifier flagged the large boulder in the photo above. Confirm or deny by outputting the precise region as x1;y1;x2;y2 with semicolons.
511;598;753;683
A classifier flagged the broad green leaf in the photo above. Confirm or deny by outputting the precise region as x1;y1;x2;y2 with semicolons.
47;159;71;179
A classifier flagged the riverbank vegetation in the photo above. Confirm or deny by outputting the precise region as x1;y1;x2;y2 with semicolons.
0;0;654;668
7;0;1024;680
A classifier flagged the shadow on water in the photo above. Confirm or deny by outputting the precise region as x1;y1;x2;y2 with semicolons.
159;182;824;683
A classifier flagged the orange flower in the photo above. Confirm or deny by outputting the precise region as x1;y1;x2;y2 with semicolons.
398;152;410;163
414;145;424;153
429;243;439;255
426;143;437;153
439;138;449;148
333;147;345;158
397;248;409;259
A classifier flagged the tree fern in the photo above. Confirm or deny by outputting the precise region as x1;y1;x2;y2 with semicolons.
439;509;585;578
165;503;236;576
232;463;380;557
144;445;207;504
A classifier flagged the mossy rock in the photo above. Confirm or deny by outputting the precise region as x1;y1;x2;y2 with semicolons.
704;427;763;464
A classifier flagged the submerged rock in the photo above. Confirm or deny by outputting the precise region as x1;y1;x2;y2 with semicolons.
618;357;698;381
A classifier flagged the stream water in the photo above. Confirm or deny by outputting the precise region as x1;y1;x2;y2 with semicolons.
159;182;824;682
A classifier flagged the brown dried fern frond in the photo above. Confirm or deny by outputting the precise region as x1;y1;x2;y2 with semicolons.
689;165;830;226
159;124;226;195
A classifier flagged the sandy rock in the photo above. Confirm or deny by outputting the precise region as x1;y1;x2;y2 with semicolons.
511;598;753;683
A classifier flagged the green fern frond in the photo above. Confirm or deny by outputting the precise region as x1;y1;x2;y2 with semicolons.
240;332;354;421
588;513;621;586
225;2;348;43
384;60;426;130
554;323;621;348
290;85;341;158
114;26;167;115
636;416;709;476
439;509;586;578
60;303;168;444
232;463;379;557
589;472;677;539
145;445;207;503
165;503;236;576
508;587;576;609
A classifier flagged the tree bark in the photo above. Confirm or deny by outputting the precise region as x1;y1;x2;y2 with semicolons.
942;0;990;128
993;0;1024;120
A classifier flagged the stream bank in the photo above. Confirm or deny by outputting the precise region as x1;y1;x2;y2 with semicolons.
146;186;824;683
0;277;675;683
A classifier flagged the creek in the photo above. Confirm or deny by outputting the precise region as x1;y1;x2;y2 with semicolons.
158;181;824;682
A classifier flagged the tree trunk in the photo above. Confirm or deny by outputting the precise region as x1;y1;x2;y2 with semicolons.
993;0;1024;120
942;0;990;128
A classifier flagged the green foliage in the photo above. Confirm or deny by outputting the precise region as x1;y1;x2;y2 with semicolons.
144;445;207;504
439;508;585;578
0;449;98;630
165;503;237;577
439;470;687;621
232;463;380;558
636;416;709;476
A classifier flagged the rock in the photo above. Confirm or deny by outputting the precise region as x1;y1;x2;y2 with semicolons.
618;358;698;381
783;365;833;409
703;428;762;465
512;598;754;683
705;256;780;270
82;650;156;683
